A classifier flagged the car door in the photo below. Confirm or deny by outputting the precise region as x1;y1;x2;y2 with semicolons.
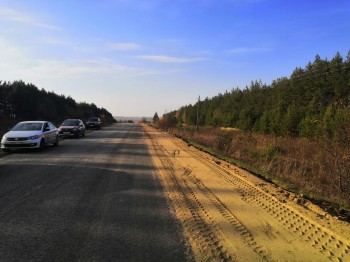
79;120;85;133
48;122;57;143
42;122;51;143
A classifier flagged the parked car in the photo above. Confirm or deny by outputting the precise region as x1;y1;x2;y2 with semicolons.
86;117;101;129
58;119;85;138
1;121;59;152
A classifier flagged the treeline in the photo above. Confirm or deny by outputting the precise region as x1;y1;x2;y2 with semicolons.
165;52;350;145
0;80;115;126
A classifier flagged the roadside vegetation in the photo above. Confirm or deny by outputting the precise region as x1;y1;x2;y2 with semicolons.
155;52;350;216
167;127;350;215
0;80;116;136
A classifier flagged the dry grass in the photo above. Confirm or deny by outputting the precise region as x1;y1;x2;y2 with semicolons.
171;126;350;212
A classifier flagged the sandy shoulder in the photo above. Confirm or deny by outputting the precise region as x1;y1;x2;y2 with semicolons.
143;124;350;261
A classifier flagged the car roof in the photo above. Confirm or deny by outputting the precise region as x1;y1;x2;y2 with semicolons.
18;121;47;124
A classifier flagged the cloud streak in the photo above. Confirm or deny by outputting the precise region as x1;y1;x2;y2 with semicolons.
23;59;147;79
228;47;271;54
107;42;141;51
0;7;61;30
138;55;204;63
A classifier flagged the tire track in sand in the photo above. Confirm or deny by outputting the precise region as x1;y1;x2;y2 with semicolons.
171;135;350;262
144;125;350;261
145;131;232;261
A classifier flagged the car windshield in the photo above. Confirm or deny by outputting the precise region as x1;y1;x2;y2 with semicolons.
62;120;79;126
12;122;43;131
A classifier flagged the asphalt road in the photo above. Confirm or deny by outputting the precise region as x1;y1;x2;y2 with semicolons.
0;123;190;261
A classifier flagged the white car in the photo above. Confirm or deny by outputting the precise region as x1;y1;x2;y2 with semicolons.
1;121;59;152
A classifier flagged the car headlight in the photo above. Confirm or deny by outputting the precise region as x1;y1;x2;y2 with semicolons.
29;135;39;140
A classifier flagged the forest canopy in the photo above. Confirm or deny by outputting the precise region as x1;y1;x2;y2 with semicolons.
164;52;350;144
0;80;115;126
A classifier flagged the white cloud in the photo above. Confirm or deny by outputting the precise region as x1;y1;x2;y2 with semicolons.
107;42;141;51
0;38;188;83
0;40;133;79
0;7;61;30
40;37;93;53
0;39;30;73
228;47;271;54
21;59;147;79
41;37;73;47
138;55;204;63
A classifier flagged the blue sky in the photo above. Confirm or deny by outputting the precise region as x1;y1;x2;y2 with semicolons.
0;0;349;117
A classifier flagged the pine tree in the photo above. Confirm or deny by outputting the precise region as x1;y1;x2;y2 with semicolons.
153;112;160;123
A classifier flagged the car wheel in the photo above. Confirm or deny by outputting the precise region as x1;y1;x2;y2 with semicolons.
3;149;11;153
39;139;45;149
53;135;59;146
82;131;85;137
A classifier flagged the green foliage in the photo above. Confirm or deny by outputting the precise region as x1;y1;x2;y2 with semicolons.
260;143;280;161
0;80;115;126
281;104;301;136
165;52;350;144
156;112;178;130
215;130;233;152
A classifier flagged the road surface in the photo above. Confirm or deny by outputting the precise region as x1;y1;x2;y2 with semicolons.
0;123;191;261
2;122;350;261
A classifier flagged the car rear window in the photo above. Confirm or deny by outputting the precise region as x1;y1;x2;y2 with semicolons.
62;120;79;126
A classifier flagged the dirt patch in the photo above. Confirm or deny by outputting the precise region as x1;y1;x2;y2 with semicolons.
143;124;350;261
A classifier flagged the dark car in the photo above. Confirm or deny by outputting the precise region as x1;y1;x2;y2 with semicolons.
86;117;101;129
58;119;85;138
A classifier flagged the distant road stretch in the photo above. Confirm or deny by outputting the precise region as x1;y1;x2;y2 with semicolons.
0;123;190;261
